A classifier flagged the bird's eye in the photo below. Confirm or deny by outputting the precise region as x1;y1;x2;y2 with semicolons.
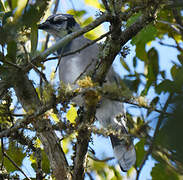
54;20;64;24
50;19;65;25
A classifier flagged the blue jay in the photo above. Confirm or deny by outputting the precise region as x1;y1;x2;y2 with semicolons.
38;14;136;172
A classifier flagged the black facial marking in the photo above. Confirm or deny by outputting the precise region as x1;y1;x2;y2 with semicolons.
66;16;76;34
46;14;76;32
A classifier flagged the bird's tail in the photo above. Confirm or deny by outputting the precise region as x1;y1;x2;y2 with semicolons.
95;99;136;171
110;134;136;171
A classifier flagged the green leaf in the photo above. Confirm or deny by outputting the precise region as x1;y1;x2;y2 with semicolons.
150;96;159;107
66;105;77;124
109;166;123;179
14;0;28;19
30;150;50;174
120;57;130;72
7;40;17;60
50;112;60;123
124;73;141;92
11;0;18;10
62;137;70;154
30;153;36;170
66;10;86;18
151;163;179;180
155;79;175;94
135;139;146;167
156;93;183;165
132;24;157;46
141;80;151;96
85;0;105;11
123;77;140;92
132;24;157;61
160;70;166;79
126;12;141;27
177;54;183;65
135;43;147;61
133;56;137;68
147;47;159;82
0;0;5;11
157;68;183;94
21;1;50;27
140;48;159;95
30;24;38;57
85;23;105;40
41;150;50;174
170;64;178;80
0;141;26;172
62;134;75;154
82;17;93;26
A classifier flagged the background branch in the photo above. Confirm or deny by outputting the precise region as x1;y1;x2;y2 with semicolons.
136;94;173;180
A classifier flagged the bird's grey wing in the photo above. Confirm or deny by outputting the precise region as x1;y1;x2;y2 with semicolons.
59;36;98;85
59;34;136;171
96;98;136;171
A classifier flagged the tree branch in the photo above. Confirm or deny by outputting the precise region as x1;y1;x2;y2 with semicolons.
73;107;96;180
9;70;70;180
0;97;54;138
94;6;157;84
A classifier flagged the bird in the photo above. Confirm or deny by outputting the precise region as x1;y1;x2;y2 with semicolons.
38;13;136;172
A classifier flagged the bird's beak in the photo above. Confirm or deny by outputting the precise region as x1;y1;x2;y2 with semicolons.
38;22;48;30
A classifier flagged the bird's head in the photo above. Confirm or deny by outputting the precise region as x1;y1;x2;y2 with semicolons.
38;14;77;38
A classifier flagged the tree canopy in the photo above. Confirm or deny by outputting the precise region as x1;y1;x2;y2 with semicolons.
0;0;183;179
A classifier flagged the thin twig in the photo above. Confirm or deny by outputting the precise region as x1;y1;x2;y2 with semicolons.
53;0;60;14
159;41;177;48
74;61;94;84
0;113;25;117
54;48;64;73
44;31;111;62
88;155;114;162
123;100;170;116
1;138;4;170
28;59;48;83
0;97;55;138
157;20;183;33
155;146;183;174
64;31;111;57
0;59;22;70
101;0;110;12
86;172;94;180
100;90;171;115
159;41;183;52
